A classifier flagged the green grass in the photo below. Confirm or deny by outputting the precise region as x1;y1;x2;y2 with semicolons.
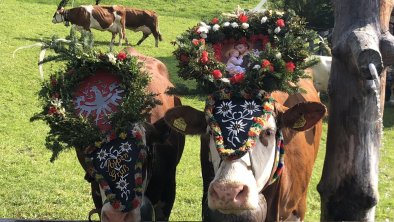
0;0;393;221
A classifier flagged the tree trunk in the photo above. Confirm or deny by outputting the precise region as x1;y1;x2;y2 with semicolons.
317;0;394;221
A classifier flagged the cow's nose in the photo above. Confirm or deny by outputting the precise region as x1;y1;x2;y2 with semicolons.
210;182;248;206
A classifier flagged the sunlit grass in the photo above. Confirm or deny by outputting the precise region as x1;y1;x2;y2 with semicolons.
0;0;393;221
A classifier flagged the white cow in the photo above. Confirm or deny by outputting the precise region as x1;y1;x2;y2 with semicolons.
307;55;332;93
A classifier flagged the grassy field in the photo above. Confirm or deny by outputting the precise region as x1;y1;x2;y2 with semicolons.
0;0;393;221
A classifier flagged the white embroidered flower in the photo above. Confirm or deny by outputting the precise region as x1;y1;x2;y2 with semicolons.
261;16;268;24
97;149;108;161
120;141;133;152
226;119;247;138
274;26;281;34
212;24;220;31
253;64;261;70
231;22;239;28
223;22;230;27
107;53;116;64
216;101;236;117
116;174;130;200
241;23;249;29
241;100;260;115
200;33;208;39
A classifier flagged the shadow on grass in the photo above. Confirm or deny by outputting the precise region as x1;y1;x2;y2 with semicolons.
384;105;394;128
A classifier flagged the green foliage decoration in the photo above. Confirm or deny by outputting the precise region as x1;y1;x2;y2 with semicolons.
173;9;319;95
31;30;160;161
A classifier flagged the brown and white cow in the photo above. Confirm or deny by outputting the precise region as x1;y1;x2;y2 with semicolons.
164;77;326;221
52;5;128;47
76;47;185;222
124;8;163;47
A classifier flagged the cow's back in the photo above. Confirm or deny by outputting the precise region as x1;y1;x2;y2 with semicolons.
125;8;157;29
264;78;323;220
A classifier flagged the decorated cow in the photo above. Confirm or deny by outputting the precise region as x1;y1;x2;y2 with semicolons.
31;33;184;221
168;9;326;221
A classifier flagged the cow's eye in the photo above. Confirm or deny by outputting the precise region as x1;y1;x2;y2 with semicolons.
265;129;274;136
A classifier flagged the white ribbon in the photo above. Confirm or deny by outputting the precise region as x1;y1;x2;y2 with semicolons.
251;0;267;12
13;39;80;81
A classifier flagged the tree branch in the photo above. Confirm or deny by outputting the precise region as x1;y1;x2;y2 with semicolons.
347;27;383;78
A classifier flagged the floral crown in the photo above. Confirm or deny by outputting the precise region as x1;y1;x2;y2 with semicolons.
173;8;319;95
31;31;160;161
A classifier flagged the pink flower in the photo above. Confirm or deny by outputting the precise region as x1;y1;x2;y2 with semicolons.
192;39;199;46
276;19;285;28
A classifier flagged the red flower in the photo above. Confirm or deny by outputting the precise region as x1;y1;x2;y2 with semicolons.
211;17;219;24
262;59;274;72
135;176;143;185
200;51;209;64
211;70;223;79
112;201;121;209
117;52;127;61
238;13;248;23
199;38;205;45
134;132;142;140
192;39;199;46
286;62;296;72
212;43;223;61
48;106;57;115
276;19;285;27
262;59;271;68
230;73;245;84
201;51;208;58
132;198;140;209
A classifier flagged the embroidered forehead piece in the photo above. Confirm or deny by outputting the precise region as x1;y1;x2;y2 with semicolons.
205;90;276;160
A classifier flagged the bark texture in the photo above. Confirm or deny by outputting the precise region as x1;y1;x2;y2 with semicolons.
317;0;394;221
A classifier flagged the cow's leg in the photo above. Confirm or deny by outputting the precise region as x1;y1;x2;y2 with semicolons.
152;30;162;47
137;32;150;46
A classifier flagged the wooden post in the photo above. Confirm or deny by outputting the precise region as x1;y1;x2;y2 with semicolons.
317;0;394;220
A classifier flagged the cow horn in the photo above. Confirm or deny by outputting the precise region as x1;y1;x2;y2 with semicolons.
56;0;69;10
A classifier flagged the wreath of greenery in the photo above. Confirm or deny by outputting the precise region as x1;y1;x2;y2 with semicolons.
31;31;160;161
173;8;319;95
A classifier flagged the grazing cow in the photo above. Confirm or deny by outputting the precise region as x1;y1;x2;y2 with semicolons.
76;47;185;221
52;4;128;47
124;8;163;47
164;77;326;221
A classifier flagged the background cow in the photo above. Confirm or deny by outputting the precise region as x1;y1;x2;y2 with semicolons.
76;47;185;221
164;77;326;221
124;8;163;47
52;1;128;48
307;55;332;93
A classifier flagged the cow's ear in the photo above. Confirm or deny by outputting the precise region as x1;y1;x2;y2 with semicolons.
164;106;207;135
279;102;326;131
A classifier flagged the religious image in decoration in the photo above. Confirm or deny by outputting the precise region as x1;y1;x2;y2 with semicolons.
173;8;319;94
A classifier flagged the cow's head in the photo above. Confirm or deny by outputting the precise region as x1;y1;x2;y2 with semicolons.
164;92;325;220
52;7;65;24
85;122;167;222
